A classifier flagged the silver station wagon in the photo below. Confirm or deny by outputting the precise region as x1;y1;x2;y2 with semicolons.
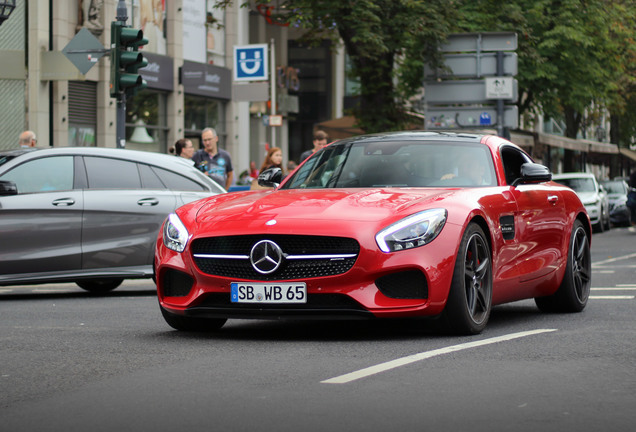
0;147;225;293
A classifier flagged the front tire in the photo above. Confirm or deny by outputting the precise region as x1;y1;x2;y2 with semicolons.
535;219;590;313
442;223;493;335
160;307;227;332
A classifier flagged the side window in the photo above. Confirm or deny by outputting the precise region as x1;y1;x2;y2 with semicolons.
139;164;167;189
500;146;531;185
150;166;206;191
84;156;141;189
0;156;74;193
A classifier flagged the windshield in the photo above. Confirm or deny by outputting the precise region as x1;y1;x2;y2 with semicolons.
282;140;497;189
601;181;626;194
555;177;595;193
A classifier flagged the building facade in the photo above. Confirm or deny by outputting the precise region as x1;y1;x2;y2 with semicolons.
1;1;632;181
0;0;348;180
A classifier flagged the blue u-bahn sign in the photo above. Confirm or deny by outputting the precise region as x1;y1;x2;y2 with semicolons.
233;44;268;82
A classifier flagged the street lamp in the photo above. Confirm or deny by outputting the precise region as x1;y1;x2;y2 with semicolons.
0;0;16;26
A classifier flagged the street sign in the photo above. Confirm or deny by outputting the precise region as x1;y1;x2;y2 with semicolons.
426;106;518;129
233;44;268;81
424;52;517;78
439;32;517;52
485;77;514;99
425;79;518;104
62;28;107;75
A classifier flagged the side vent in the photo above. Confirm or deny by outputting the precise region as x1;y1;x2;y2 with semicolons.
500;215;515;240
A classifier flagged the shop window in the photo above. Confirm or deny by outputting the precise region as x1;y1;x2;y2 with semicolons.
184;95;225;148
126;89;169;153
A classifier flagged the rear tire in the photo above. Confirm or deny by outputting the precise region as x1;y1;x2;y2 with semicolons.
442;223;492;335
160;307;227;332
535;219;590;313
76;278;123;293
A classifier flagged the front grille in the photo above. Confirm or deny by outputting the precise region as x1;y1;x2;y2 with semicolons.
191;235;360;281
375;270;428;299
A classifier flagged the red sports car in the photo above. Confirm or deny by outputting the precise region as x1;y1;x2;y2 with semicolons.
155;131;592;334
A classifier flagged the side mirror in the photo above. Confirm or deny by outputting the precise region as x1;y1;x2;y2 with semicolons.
512;163;552;186
258;167;283;188
0;180;17;196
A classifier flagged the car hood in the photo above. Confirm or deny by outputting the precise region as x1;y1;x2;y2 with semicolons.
192;188;461;233
575;191;600;204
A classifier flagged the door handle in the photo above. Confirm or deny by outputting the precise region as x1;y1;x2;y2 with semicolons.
52;198;75;206
137;198;159;206
547;195;559;205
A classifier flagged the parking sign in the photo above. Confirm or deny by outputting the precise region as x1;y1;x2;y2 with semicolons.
234;44;268;81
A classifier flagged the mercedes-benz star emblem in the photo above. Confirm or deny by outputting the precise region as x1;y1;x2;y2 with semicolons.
250;240;284;274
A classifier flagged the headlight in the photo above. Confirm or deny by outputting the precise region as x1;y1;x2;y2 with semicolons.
376;209;447;253
163;213;189;253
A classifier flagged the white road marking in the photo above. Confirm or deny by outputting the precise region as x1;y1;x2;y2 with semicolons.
592;287;636;291
590;286;636;299
322;329;557;384
592;252;636;267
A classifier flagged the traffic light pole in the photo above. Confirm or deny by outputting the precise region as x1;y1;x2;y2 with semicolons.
115;1;127;148
116;92;127;149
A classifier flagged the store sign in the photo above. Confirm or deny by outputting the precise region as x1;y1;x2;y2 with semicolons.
139;53;174;91
181;61;231;100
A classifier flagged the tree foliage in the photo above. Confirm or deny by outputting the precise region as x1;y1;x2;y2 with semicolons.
455;0;635;142
217;0;635;145
218;0;458;133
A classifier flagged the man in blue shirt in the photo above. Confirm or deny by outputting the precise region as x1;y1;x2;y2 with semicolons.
192;127;234;190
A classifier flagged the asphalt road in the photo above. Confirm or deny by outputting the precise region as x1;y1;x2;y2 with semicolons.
1;227;635;432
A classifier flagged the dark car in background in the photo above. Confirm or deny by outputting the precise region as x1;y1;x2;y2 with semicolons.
601;179;631;227
0;147;225;292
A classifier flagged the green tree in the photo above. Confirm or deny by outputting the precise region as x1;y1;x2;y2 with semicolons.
456;0;634;144
217;0;457;133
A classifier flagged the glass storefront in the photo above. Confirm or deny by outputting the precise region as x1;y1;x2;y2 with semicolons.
184;94;225;149
125;89;169;153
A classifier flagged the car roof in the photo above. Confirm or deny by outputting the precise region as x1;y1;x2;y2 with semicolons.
1;146;194;170
0;146;224;192
333;130;486;144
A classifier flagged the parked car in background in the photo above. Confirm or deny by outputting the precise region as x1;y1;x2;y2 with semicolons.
0;147;225;292
553;173;610;232
600;179;631;227
155;131;591;335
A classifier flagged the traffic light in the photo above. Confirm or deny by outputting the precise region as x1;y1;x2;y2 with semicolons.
110;21;149;98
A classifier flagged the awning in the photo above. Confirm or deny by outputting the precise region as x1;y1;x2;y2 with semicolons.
317;116;364;139
619;147;636;162
537;133;589;152
536;132;619;154
509;131;534;149
584;140;618;154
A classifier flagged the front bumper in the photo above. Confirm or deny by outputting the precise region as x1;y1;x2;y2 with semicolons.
155;226;464;320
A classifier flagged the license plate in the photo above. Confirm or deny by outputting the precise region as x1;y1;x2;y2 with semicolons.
231;282;307;304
